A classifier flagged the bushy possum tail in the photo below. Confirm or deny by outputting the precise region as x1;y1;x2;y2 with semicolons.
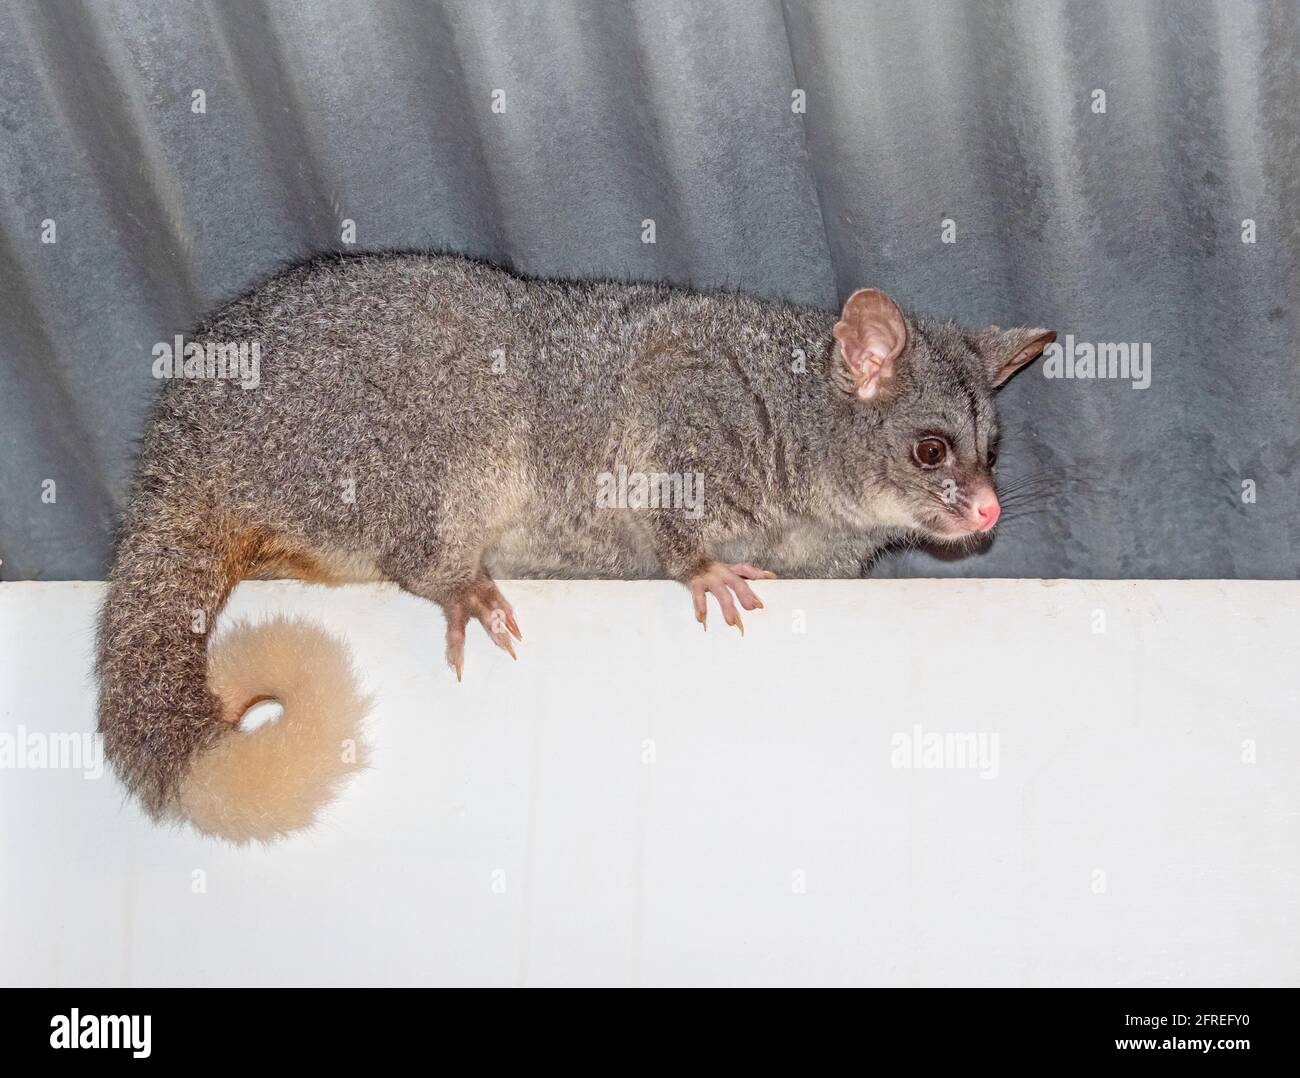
95;507;370;843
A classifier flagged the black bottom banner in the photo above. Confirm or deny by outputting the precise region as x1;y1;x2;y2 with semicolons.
2;987;1292;1065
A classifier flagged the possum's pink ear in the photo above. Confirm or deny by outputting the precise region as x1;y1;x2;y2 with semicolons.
974;326;1057;387
833;289;908;401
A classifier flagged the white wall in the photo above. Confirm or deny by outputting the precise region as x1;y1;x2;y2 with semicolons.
1;578;1296;987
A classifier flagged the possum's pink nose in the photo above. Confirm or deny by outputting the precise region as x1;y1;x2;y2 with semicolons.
971;490;1001;531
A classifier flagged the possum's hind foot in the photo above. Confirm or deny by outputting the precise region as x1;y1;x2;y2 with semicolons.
687;562;776;636
441;572;522;681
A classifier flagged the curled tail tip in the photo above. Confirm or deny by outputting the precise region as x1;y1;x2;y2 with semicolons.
178;615;372;845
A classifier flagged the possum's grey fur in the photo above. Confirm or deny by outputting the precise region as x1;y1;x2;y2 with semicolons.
96;252;1051;842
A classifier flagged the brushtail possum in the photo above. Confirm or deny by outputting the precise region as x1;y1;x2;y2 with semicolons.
97;253;1054;842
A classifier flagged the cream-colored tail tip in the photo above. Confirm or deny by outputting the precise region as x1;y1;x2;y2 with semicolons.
178;616;371;844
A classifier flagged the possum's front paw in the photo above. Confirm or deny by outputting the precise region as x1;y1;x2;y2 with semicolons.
687;562;776;636
443;574;522;681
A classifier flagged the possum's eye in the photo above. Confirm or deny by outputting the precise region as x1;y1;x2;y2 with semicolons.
987;447;998;469
912;437;948;468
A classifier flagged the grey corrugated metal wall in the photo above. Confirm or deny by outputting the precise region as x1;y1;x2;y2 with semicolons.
1;0;1296;580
